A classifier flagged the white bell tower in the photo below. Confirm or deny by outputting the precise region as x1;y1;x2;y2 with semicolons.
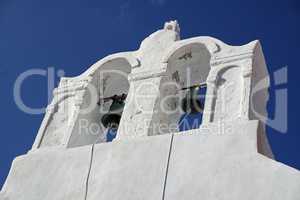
1;21;299;200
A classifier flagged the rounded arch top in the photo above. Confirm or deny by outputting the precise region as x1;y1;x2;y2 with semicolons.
162;36;229;63
65;52;140;81
83;52;139;77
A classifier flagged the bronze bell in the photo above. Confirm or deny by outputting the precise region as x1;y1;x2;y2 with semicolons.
100;94;126;129
181;87;204;113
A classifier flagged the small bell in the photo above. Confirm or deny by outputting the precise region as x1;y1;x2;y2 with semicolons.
181;87;204;113
101;94;126;129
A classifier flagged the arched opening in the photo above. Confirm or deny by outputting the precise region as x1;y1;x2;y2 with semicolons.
178;86;207;131
166;43;211;132
67;58;131;147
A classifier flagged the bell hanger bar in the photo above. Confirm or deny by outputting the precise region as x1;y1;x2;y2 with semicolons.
97;82;207;105
97;93;127;106
181;82;207;91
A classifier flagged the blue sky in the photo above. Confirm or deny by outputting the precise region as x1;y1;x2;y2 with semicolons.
0;0;299;188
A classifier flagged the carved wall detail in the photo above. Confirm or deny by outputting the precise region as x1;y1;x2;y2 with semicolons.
211;66;242;122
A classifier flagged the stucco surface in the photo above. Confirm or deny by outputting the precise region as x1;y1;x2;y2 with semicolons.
1;121;300;200
1;146;92;200
86;134;172;200
164;124;300;200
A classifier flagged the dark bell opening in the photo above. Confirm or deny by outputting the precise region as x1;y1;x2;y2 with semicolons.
179;84;206;132
181;87;204;113
181;98;204;113
99;94;126;130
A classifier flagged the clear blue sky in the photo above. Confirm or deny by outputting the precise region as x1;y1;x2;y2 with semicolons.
0;0;299;188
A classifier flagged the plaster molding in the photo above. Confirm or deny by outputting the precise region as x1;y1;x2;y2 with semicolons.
128;67;168;82
211;53;253;67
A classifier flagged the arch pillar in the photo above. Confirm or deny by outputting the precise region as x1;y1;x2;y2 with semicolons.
117;66;175;139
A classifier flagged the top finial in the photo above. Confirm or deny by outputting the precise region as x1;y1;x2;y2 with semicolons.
164;20;180;34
